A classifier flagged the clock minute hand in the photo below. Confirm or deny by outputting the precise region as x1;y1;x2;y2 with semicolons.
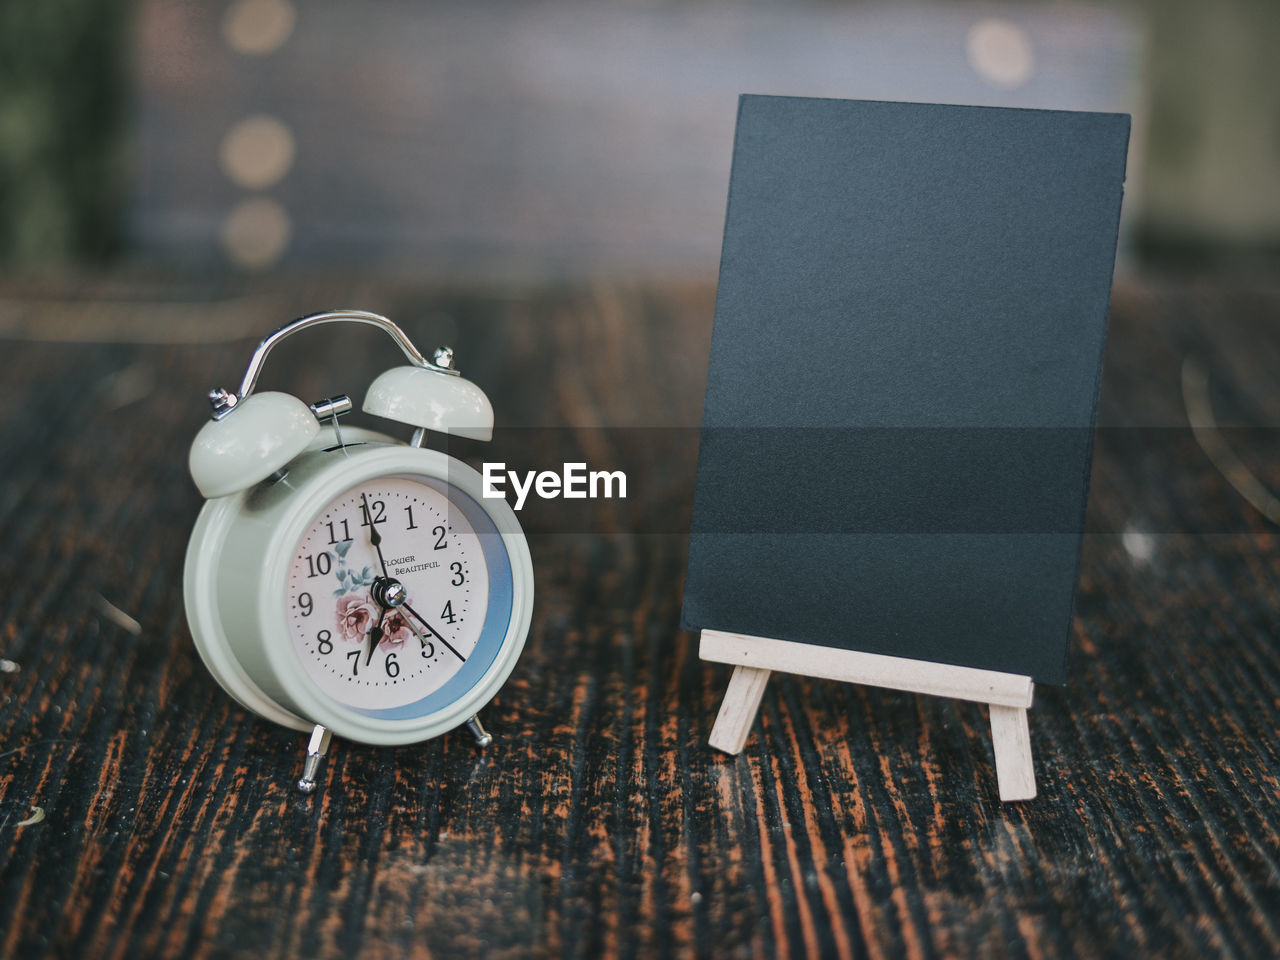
402;603;466;663
361;492;389;577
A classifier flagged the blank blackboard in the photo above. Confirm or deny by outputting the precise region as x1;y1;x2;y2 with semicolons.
681;95;1129;684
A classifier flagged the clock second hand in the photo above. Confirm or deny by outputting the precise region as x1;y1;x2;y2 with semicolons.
402;603;466;663
359;492;464;665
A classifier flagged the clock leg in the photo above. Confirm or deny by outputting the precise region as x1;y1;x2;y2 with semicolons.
296;723;333;794
465;714;493;748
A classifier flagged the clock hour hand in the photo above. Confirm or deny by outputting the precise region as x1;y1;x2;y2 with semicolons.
402;603;466;663
365;605;388;666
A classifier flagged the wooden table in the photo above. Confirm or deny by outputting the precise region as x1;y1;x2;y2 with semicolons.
1;277;1278;958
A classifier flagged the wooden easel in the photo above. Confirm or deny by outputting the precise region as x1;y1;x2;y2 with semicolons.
701;629;1037;801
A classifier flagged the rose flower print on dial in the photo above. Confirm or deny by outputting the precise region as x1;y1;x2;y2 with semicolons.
337;596;415;649
286;476;489;711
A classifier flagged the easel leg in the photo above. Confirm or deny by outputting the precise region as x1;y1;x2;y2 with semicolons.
989;705;1036;801
708;666;771;754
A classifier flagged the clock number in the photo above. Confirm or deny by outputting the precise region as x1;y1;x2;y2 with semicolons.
404;505;419;530
450;562;465;586
441;600;456;624
316;629;333;655
298;592;313;616
306;553;332;577
433;525;447;550
326;519;351;544
419;641;435;660
360;499;386;526
385;653;400;678
346;650;360;676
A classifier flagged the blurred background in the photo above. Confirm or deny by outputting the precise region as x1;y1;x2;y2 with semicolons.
1;0;1277;285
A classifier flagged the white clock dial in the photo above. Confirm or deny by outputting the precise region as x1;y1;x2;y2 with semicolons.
285;476;491;711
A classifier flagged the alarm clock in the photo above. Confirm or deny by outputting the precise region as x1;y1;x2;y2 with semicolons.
183;310;533;792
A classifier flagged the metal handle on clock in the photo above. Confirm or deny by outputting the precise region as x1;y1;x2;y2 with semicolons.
209;310;457;420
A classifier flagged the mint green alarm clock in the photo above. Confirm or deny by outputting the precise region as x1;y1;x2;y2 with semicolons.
183;311;534;792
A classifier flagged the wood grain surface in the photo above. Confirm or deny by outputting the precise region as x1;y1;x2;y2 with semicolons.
1;277;1279;959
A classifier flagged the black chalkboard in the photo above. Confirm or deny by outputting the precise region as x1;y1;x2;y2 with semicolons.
681;95;1129;684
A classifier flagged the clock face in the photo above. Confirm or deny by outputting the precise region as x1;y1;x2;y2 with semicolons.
284;475;512;717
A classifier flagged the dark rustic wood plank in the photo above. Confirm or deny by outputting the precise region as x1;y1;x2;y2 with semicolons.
0;278;1279;959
